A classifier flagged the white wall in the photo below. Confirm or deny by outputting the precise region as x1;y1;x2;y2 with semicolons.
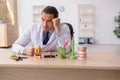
17;0;120;44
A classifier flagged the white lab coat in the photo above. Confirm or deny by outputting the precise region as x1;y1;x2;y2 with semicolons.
12;23;71;54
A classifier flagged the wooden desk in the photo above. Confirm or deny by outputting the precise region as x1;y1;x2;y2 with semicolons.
0;45;120;80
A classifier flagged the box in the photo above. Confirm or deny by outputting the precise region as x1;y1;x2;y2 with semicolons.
0;24;17;47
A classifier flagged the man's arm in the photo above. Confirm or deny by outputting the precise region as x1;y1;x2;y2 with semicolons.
55;23;72;53
12;26;32;55
52;18;60;34
52;18;71;53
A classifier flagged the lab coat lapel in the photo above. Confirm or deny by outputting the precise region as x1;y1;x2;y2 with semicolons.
41;29;56;47
39;26;43;47
47;31;56;44
42;31;56;51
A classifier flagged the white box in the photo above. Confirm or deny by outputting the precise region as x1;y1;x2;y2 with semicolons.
0;24;17;47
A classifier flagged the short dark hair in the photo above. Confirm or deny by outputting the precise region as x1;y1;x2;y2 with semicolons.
41;6;58;18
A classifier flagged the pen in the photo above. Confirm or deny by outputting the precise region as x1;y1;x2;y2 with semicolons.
63;40;68;48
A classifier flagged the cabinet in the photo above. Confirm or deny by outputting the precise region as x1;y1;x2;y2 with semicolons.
78;4;95;44
0;24;17;47
33;5;46;23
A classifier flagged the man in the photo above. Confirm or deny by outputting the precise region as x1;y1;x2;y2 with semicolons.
12;6;71;56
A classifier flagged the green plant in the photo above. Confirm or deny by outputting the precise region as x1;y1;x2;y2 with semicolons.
0;15;4;23
0;15;3;20
113;12;120;38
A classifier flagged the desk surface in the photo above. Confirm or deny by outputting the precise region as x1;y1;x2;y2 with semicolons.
0;45;120;70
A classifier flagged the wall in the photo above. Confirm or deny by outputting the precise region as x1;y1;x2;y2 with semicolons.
17;0;120;44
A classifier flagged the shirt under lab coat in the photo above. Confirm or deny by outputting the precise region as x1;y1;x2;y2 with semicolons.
12;23;71;54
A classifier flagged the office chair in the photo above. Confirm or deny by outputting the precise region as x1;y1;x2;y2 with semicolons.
64;23;74;38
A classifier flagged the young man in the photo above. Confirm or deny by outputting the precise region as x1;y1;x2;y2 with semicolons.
12;6;71;56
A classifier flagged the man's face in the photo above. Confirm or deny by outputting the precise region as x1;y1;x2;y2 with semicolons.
41;12;54;32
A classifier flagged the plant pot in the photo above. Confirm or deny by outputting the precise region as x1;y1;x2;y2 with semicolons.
0;19;3;23
117;36;120;38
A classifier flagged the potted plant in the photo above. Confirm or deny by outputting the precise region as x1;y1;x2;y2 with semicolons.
113;12;120;38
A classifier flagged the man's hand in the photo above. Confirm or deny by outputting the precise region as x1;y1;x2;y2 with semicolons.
52;18;60;34
23;48;34;56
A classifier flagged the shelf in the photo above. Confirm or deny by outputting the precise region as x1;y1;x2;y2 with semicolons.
33;5;46;23
78;4;95;44
79;13;95;16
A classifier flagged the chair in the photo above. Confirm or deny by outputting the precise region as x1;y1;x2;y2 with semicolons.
64;23;74;38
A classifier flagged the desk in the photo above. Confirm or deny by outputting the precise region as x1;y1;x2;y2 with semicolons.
0;45;120;80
